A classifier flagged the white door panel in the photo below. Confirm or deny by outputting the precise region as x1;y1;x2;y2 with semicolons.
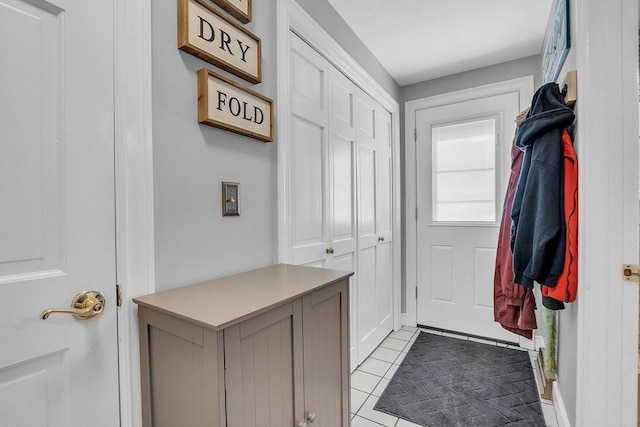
376;240;394;324
358;146;377;237
290;36;327;125
291;117;326;251
289;37;357;289
377;155;393;238
374;109;394;353
330;133;354;242
356;90;393;363
416;92;519;342
290;35;329;268
0;0;119;425
328;67;358;371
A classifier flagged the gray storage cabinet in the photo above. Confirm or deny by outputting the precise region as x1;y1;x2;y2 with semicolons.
133;264;352;427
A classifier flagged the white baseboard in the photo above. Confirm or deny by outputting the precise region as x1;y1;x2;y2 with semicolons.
552;381;571;427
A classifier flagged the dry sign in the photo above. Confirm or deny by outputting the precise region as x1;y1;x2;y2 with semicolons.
198;68;273;142
179;0;261;84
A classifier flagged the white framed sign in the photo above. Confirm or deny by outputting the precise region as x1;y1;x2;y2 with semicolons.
179;0;261;84
197;68;273;142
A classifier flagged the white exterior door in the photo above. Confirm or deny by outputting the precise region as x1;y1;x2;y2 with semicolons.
356;90;394;363
416;92;519;342
0;1;120;426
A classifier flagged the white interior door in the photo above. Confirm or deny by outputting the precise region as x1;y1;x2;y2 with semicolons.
288;34;359;369
289;34;329;268
327;66;358;371
0;1;120;426
287;32;395;368
356;90;393;362
416;92;519;342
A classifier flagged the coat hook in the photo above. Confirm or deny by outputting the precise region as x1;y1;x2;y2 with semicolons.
561;71;577;107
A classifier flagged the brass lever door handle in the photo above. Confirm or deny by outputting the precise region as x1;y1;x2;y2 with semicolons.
41;290;106;320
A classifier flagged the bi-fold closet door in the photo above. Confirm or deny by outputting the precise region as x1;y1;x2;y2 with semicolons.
288;34;393;369
354;89;394;363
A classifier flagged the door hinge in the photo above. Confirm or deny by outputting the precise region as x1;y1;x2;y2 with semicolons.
415;208;418;221
414;128;417;141
623;264;640;283
116;284;122;307
415;287;418;299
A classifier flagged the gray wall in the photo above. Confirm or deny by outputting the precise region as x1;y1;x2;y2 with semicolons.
401;55;542;102
152;0;398;291
152;0;278;290
399;55;542;312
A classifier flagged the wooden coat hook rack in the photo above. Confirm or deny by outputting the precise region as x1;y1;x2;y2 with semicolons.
561;70;577;107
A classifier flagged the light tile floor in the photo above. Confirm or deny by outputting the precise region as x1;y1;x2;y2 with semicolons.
350;325;559;427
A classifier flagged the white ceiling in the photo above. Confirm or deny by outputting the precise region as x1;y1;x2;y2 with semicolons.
327;0;553;86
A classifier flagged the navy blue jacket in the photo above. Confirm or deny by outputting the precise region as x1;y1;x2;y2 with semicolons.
510;83;575;288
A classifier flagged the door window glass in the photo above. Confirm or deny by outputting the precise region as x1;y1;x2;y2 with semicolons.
432;118;497;222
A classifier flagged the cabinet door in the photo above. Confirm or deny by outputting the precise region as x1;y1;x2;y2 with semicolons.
224;303;295;427
302;280;350;427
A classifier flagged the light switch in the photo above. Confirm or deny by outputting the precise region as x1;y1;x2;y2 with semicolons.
222;181;239;216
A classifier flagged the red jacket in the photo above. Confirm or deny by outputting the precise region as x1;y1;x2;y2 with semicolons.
542;130;578;304
494;143;537;339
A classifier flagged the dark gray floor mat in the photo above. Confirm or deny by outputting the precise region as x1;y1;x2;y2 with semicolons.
374;332;545;427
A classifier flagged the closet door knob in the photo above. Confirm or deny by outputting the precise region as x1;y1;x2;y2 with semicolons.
378;236;385;242
325;247;334;254
296;421;307;427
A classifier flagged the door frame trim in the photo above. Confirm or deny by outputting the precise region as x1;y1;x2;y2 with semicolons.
572;0;638;424
404;76;534;348
114;1;155;426
276;0;402;332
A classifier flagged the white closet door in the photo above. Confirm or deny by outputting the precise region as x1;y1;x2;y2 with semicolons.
289;35;329;268
375;107;394;347
327;66;358;371
288;36;357;272
287;32;394;369
356;90;394;363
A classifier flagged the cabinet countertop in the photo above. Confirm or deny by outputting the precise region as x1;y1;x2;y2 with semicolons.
133;264;353;331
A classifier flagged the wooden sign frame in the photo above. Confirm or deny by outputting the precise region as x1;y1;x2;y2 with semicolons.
207;0;251;24
178;0;261;84
198;68;273;142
